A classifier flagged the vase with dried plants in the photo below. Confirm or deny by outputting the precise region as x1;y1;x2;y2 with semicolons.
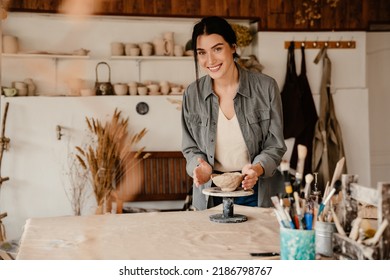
75;109;150;214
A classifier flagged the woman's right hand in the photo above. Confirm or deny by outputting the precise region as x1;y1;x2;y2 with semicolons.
193;158;212;187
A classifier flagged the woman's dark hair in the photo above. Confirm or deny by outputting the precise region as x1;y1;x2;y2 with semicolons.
191;16;238;83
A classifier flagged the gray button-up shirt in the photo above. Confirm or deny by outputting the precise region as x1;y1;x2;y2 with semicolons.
181;64;287;210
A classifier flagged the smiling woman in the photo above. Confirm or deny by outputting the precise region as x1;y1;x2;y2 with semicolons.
181;16;287;210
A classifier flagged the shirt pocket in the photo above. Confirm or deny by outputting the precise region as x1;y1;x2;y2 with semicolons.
247;109;270;143
188;114;209;149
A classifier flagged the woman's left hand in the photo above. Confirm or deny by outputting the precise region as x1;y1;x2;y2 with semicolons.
241;163;262;190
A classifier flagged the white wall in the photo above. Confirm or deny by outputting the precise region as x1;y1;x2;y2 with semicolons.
0;13;253;240
367;32;390;186
0;13;388;240
256;32;371;188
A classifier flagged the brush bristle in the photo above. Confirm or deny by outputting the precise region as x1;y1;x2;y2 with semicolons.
305;173;314;183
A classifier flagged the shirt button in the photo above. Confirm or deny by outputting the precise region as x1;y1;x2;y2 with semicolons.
210;155;213;158
213;122;216;125
211;139;214;142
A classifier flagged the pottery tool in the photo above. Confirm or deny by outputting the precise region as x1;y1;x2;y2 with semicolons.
330;205;346;236
250;252;280;257
349;217;363;241
303;173;314;199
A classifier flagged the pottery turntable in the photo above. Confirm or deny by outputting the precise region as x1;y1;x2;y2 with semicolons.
203;172;254;223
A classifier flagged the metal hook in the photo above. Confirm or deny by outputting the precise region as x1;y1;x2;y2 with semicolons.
312;37;319;48
347;37;354;48
56;125;63;140
336;36;343;48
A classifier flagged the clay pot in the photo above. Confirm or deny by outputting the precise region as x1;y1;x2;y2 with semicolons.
211;172;244;192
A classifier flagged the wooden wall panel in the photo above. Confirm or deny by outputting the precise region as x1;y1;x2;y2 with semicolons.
5;0;390;31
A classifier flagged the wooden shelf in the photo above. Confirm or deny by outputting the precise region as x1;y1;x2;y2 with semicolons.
1;53;90;59
110;55;193;61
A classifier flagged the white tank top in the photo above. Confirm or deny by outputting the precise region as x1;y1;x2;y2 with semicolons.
214;107;250;172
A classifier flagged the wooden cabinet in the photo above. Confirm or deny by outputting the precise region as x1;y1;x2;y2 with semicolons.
6;0;390;31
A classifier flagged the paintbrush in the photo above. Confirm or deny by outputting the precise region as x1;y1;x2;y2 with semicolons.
303;173;314;199
293;145;307;194
293;191;304;229
329;157;345;192
318;180;342;217
280;161;293;201
270;196;291;229
296;144;307;178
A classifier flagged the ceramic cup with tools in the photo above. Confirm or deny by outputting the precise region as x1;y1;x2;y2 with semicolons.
280;227;315;260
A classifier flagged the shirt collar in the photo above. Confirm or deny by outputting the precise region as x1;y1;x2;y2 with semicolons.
201;63;251;101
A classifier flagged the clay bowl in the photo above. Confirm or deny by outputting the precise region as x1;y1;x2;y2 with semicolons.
211;172;244;192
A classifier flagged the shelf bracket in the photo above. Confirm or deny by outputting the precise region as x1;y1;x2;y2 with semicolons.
135;59;141;82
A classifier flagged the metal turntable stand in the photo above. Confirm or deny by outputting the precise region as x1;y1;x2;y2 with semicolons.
202;187;254;223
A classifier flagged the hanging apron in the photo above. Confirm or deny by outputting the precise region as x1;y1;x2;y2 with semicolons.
281;41;305;139
289;46;318;176
312;47;347;194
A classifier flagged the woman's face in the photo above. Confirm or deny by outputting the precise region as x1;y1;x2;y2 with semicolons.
196;33;236;80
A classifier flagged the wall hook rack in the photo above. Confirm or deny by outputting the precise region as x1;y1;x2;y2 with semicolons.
284;40;356;49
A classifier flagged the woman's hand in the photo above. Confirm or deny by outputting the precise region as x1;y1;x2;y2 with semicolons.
241;163;263;190
193;158;212;187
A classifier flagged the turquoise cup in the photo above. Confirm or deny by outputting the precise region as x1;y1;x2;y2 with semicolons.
280;227;315;260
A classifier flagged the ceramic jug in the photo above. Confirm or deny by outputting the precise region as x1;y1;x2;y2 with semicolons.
163;32;174;56
153;37;168;56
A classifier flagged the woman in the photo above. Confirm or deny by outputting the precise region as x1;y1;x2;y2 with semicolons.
181;16;286;210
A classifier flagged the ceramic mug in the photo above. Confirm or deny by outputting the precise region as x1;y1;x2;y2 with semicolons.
147;84;159;94
111;42;124;56
174;44;184;57
125;43;138;56
140;43;153;56
137;86;148;95
12;81;28;96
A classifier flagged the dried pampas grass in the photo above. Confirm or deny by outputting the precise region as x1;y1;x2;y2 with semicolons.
75;108;149;208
